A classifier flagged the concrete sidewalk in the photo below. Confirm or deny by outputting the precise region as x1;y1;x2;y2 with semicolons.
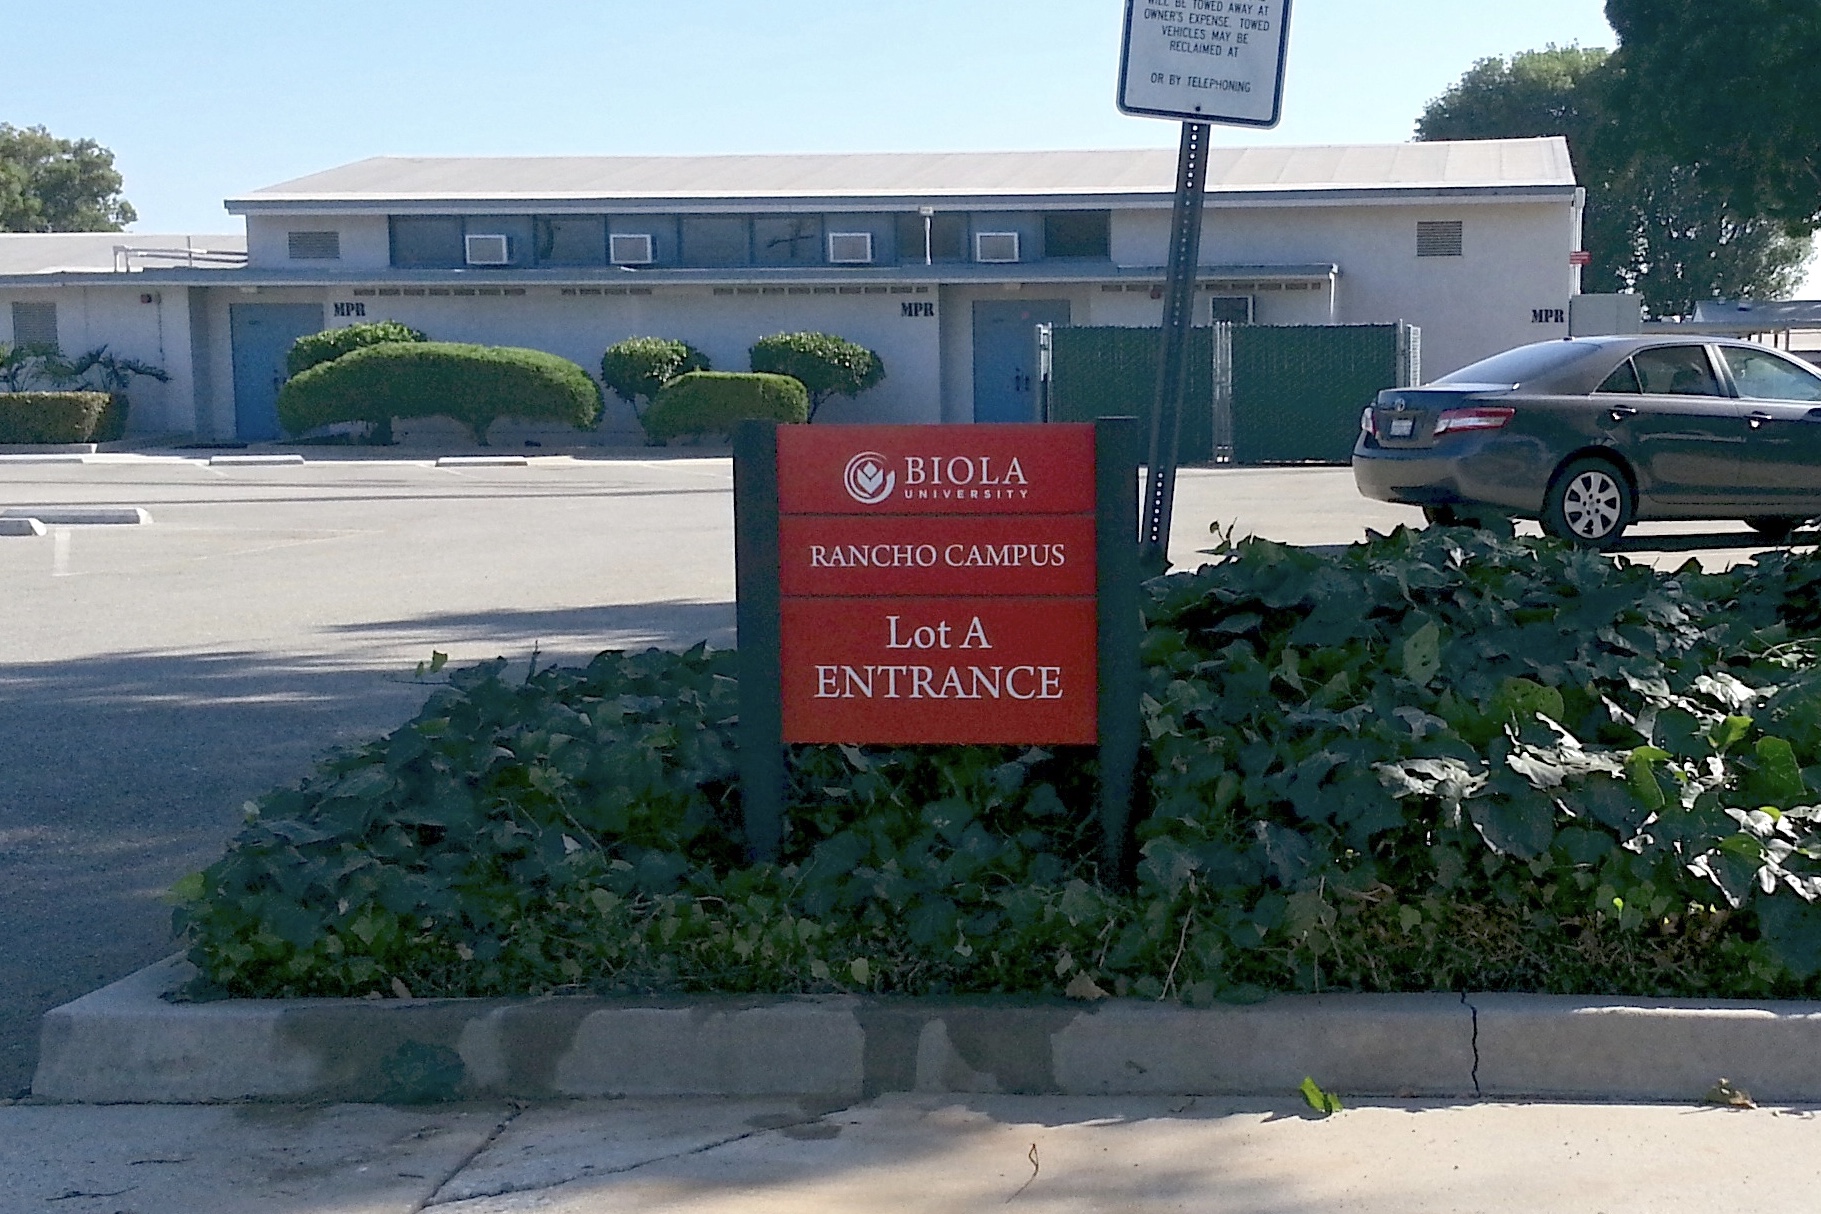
2;1093;1814;1213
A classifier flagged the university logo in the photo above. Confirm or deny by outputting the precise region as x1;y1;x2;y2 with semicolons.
843;452;896;505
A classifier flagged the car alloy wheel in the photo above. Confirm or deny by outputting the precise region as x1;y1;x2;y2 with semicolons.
1544;458;1632;546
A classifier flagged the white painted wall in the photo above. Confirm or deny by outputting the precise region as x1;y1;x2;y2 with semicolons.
0;284;192;434
245;215;391;272
1110;197;1578;375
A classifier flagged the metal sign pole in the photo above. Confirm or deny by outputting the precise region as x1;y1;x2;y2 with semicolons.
1118;0;1293;570
1139;120;1210;574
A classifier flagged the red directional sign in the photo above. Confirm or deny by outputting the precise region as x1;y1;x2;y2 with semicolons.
778;514;1097;598
780;597;1098;744
776;424;1095;516
775;424;1099;745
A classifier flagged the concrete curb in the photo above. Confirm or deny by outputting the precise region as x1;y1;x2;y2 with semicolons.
0;506;151;525
36;958;1821;1105
0;517;47;536
0;443;97;455
209;453;305;466
436;455;530;467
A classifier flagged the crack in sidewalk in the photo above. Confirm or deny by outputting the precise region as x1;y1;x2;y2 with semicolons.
418;1103;851;1207
1460;991;1482;1097
414;1103;523;1213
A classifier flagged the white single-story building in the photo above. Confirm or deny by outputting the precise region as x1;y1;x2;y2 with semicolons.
0;138;1584;441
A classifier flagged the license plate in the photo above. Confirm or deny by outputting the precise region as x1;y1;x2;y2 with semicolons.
1389;417;1415;438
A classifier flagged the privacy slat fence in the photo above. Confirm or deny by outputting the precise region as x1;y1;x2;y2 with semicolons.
1047;322;1419;464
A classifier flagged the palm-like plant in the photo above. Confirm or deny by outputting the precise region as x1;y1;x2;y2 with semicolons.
41;346;170;393
0;342;58;391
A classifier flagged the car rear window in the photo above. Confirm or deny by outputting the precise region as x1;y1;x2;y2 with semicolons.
1434;342;1605;388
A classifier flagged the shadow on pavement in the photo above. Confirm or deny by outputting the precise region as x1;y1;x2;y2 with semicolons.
0;600;736;1096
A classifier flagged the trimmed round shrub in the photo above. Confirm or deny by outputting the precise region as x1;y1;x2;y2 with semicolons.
277;342;602;446
641;371;807;441
0;391;115;443
92;392;130;442
748;331;884;420
600;337;710;414
286;321;428;378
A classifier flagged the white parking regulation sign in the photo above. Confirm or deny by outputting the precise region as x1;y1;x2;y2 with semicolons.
1118;0;1292;127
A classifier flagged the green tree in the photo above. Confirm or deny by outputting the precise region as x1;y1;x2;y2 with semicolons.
600;337;710;416
0;124;136;232
748;332;884;421
1416;46;1810;318
1605;0;1821;235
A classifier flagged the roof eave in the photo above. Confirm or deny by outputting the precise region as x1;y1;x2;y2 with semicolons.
224;183;1579;217
0;262;1343;291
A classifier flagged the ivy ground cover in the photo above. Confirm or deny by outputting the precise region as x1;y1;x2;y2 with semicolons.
177;526;1821;1003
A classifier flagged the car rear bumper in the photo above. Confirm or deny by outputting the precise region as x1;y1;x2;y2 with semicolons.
1351;433;1552;514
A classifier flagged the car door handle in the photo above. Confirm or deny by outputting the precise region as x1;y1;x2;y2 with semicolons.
1607;405;1638;422
1749;410;1774;429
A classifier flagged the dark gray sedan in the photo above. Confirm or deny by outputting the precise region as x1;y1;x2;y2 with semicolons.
1353;335;1821;546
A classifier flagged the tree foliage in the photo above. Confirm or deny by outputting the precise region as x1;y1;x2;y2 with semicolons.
600;337;710;414
0;124;136;232
1417;46;1811;318
287;321;428;378
749;332;884;421
1605;0;1821;235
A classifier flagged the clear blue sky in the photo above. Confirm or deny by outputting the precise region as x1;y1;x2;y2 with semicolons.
2;0;1812;289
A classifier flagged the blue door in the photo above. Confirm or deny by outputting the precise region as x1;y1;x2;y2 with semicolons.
229;304;323;440
972;299;1070;422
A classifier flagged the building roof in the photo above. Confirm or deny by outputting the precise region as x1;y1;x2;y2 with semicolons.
0;233;246;276
228;139;1576;212
1692;298;1821;328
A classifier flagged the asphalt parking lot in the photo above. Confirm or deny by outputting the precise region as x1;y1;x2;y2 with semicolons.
0;453;1799;1093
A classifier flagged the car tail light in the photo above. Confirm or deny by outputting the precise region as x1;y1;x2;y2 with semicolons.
1360;406;1375;434
1433;406;1515;435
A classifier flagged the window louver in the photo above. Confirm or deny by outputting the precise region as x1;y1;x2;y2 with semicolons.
287;231;341;260
10;301;57;348
1416;220;1464;258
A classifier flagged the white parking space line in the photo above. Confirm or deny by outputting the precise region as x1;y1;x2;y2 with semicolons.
50;528;71;577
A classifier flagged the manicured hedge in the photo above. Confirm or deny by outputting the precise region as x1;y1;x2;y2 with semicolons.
286;321;428;378
0;391;116;443
748;331;884;420
600;337;710;413
641;371;807;441
276;342;602;445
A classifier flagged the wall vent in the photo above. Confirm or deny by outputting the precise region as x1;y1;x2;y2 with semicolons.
9;301;57;348
464;233;512;266
827;232;874;264
287;230;341;260
975;232;1021;263
609;233;655;265
1416;220;1464;258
